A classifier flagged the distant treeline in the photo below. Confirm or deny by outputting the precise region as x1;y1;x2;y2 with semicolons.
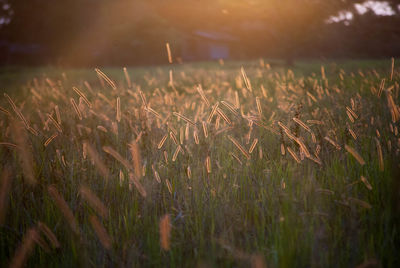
0;0;399;66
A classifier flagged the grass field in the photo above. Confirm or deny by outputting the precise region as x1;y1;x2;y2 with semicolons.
0;59;399;267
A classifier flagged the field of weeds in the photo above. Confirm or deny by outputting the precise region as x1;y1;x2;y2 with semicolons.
0;59;399;267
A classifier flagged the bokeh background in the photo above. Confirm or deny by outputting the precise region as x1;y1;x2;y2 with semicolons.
0;0;399;66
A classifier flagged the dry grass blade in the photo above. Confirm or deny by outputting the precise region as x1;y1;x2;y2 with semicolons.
128;172;147;198
345;144;365;165
196;84;210;107
241;66;252;92
249;138;258;154
348;197;372;209
348;127;357;140
44;133;58;147
48;185;80;235
166;42;173;64
37;222;60;249
0;167;12;224
293;118;311;132
324;136;341;150
256;97;262;118
220;100;239;116
9;227;39;268
157;134;168;149
84;142;110;179
11;121;36;185
47;113;62;133
346;106;358;119
375;138;384;171
102;146;132;171
116;97;121;122
165;179;173;194
123;67;132;88
390;57;394;81
230;152;243;165
129;141;142;179
205;156;211;173
0;105;11;116
173;112;195;126
80;185;109;219
287;147;301;163
170;131;179;145
228;135;250;159
207;102;219;123
202;121;208;138
216;108;231;125
70;98;82;120
386;92;400;123
160;214;171;251
153;168;161;183
4;93;30;129
172;145;181;162
95;68;117;90
146;106;162;119
360;176;372;190
89;215;112;250
72;86;92;108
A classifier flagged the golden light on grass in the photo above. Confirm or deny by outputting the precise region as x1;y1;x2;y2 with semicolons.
160;214;171;251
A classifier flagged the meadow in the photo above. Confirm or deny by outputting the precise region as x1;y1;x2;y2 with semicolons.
0;59;399;267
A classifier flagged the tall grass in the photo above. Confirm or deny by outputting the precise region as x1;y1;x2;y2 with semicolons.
0;59;399;267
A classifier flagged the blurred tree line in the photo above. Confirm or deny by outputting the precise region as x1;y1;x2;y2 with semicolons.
0;0;399;66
